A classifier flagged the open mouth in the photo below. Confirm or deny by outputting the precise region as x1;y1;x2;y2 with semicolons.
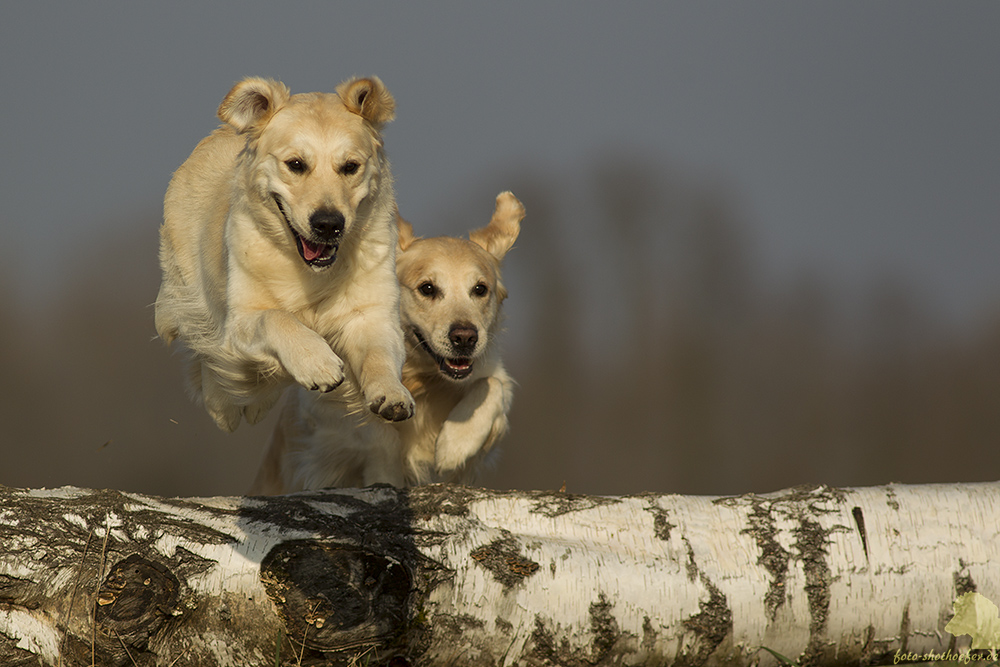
274;195;338;268
412;329;474;380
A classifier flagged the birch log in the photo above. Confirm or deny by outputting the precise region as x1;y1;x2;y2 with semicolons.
0;481;997;666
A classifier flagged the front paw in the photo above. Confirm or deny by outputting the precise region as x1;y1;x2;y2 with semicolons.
367;384;415;422
434;425;482;473
207;402;243;433
435;412;508;474
285;347;345;393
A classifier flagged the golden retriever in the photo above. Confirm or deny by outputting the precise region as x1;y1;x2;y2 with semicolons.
250;192;524;492
155;76;414;432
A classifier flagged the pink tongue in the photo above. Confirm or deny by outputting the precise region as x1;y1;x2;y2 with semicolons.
301;239;327;261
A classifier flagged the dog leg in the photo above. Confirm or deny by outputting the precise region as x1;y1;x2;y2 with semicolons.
200;363;244;432
434;373;514;474
335;309;414;422
231;309;345;394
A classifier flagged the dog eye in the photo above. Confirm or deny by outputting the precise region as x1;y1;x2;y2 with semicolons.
285;158;307;174
342;161;360;175
417;282;437;298
472;283;489;298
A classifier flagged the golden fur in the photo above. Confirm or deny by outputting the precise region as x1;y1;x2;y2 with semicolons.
155;76;414;432
250;192;524;492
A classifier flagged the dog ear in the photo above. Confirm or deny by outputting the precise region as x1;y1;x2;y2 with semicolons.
396;210;417;251
337;76;395;128
470;191;524;260
217;77;291;133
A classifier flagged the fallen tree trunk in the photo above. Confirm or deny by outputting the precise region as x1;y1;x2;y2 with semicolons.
0;481;997;666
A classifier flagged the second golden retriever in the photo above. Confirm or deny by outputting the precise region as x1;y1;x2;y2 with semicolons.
251;192;524;492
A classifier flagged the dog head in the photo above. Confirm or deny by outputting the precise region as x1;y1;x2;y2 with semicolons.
396;192;524;381
218;76;395;270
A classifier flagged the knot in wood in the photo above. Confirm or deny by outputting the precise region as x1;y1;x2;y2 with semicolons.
94;554;179;660
260;540;411;653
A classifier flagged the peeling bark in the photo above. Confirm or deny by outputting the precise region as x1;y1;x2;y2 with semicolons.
0;482;997;666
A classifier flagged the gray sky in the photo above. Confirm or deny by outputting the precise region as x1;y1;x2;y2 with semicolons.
2;2;998;326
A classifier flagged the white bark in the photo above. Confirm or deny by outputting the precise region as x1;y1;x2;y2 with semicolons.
0;481;996;666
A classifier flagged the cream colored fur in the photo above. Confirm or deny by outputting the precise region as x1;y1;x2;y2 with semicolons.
155;76;413;432
250;192;524;492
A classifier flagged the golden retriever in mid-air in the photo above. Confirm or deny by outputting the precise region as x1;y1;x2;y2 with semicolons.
155;76;414;432
250;192;524;492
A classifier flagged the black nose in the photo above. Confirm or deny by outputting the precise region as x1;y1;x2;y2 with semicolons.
448;323;478;354
309;209;345;242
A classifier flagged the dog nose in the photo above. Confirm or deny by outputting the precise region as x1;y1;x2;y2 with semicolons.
449;324;478;353
309;209;345;242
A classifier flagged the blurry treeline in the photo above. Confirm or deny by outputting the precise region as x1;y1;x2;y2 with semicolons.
2;159;998;497
494;161;1000;495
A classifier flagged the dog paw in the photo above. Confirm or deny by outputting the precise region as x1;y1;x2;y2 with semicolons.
202;373;243;432
435;426;484;473
435;411;507;474
368;385;415;422
207;402;243;433
285;348;345;394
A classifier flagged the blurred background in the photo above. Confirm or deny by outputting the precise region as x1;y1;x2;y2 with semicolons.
1;2;998;498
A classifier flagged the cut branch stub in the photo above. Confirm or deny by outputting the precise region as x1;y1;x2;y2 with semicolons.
94;554;180;665
259;540;412;653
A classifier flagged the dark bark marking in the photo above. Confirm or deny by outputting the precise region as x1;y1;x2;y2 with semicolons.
642;615;657;652
793;516;833;667
675;574;732;667
714;484;847;512
589;593;620;661
669;534;733;667
527;603;634;667
683;537;698;583
885;487;900;511
470;534;539;588
645;503;676;541
260;540;411;654
742;500;791;621
851;506;869;562
405;484;484;522
529;491;620;518
653;513;676;541
530;615;558;664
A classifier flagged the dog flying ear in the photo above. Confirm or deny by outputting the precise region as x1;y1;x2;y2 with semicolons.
217;77;291;134
469;191;524;261
396;210;417;251
337;76;396;128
